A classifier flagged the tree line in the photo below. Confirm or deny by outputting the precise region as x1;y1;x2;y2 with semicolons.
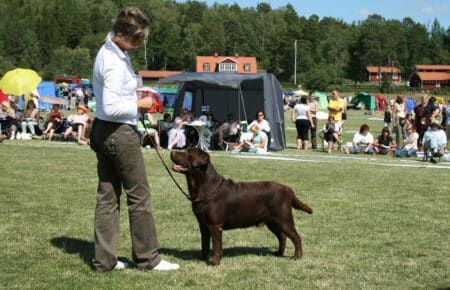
0;0;449;89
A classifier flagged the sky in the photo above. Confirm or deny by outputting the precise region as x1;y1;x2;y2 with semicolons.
194;0;450;29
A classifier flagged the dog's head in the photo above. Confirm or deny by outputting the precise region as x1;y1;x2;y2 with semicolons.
170;148;211;174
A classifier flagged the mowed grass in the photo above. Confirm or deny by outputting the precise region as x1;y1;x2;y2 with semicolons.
0;110;449;289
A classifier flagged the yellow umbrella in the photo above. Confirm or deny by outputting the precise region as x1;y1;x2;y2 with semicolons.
0;68;42;96
59;82;69;87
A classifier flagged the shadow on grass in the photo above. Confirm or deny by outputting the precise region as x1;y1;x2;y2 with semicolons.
50;236;95;267
160;246;274;261
50;236;275;265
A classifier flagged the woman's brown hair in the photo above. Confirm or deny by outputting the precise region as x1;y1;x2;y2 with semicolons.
112;7;149;43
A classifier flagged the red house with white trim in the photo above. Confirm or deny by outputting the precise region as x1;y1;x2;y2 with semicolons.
366;66;401;83
196;54;257;74
409;65;450;89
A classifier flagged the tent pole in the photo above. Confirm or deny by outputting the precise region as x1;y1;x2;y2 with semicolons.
238;85;247;121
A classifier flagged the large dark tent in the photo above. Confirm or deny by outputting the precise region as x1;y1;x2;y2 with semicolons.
159;72;286;150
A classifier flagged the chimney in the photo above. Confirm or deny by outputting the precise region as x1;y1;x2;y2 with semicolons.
235;53;239;58
214;52;218;57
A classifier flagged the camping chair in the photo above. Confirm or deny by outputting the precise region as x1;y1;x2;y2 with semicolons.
423;143;446;162
319;126;343;152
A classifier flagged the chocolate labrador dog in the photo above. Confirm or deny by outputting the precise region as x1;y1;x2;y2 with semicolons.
170;148;313;265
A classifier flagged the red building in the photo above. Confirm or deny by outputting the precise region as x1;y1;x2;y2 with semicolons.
409;65;450;89
196;54;257;74
366;66;401;83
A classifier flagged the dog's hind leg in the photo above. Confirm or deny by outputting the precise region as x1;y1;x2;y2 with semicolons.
280;222;302;259
267;222;287;256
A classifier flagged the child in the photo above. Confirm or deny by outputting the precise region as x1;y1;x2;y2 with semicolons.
323;115;341;153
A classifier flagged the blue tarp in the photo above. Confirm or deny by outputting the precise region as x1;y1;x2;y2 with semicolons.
37;81;57;110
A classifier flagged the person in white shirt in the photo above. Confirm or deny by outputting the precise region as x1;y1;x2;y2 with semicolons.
344;124;375;154
291;96;314;150
90;7;179;272
423;121;447;163
392;94;407;147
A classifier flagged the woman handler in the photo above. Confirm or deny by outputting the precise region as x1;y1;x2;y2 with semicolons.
91;7;179;271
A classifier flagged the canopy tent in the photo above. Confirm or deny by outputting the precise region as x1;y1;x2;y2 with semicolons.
314;92;328;110
37;81;58;110
351;92;376;110
374;94;388;111
159;72;286;150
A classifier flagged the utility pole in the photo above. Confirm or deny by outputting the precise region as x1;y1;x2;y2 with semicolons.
294;40;297;85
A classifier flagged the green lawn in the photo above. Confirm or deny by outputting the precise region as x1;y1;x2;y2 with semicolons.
0;110;449;289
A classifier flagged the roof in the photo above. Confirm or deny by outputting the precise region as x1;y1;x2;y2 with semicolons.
366;66;401;73
197;56;257;65
159;72;270;89
138;70;182;79
414;72;450;81
415;65;450;71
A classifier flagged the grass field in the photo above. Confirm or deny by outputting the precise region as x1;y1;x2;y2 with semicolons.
1;110;449;289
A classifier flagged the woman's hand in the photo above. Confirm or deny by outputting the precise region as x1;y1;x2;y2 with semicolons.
137;98;153;110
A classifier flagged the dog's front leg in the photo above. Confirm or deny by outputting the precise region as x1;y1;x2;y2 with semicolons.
199;222;210;261
209;225;223;265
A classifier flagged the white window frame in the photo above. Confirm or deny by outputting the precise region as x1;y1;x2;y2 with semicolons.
203;63;210;72
244;63;251;71
219;63;237;72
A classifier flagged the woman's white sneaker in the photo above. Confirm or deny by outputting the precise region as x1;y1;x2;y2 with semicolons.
113;260;128;270
152;259;179;271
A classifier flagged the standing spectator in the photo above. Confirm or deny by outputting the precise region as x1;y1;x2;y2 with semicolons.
384;100;393;128
414;95;429;149
392;95;407;147
292;96;314;150
344;124;374;154
307;91;319;149
327;90;344;131
91;7;179;271
20;100;40;137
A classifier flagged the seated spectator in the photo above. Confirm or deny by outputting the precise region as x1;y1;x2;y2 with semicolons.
20;100;40;138
423;121;447;163
62;105;90;144
322;115;341;153
249;110;271;147
374;127;397;155
212;113;240;150
0;101;19;139
43;104;64;141
168;108;191;150
160;113;173;132
394;126;419;158
233;124;267;154
158;113;172;149
344;124;374;154
138;113;161;149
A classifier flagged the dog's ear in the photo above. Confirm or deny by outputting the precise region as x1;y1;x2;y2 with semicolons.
188;148;210;168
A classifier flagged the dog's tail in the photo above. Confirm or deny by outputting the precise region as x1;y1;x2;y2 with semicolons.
292;194;313;214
